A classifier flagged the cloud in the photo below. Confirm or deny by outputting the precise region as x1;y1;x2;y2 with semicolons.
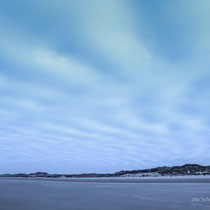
0;0;210;173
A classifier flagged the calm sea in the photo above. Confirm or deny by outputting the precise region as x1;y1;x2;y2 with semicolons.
0;178;210;210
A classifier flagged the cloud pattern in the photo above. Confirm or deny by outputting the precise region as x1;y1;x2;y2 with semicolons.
0;0;210;173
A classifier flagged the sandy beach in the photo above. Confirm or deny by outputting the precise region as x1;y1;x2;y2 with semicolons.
1;177;210;210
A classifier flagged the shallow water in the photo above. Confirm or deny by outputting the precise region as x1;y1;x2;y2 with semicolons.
0;178;210;210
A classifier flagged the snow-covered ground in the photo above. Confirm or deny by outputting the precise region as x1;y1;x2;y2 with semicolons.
119;174;210;179
119;171;210;178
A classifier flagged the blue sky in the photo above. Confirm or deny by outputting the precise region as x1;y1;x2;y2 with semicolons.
0;0;210;174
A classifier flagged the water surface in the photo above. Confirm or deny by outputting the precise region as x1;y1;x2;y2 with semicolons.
0;178;210;210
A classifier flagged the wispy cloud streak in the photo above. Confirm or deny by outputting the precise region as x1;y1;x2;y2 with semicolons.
0;0;210;174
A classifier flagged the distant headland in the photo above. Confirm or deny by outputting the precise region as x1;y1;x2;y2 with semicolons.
1;164;210;178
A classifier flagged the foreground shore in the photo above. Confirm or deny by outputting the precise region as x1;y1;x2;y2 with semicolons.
1;177;210;210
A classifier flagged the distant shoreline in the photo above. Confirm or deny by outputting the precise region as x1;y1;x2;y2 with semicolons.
1;164;210;179
1;176;210;184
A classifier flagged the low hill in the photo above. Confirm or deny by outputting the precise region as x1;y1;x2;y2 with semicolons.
1;164;210;178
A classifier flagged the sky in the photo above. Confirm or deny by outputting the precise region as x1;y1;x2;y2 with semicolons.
0;0;210;174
